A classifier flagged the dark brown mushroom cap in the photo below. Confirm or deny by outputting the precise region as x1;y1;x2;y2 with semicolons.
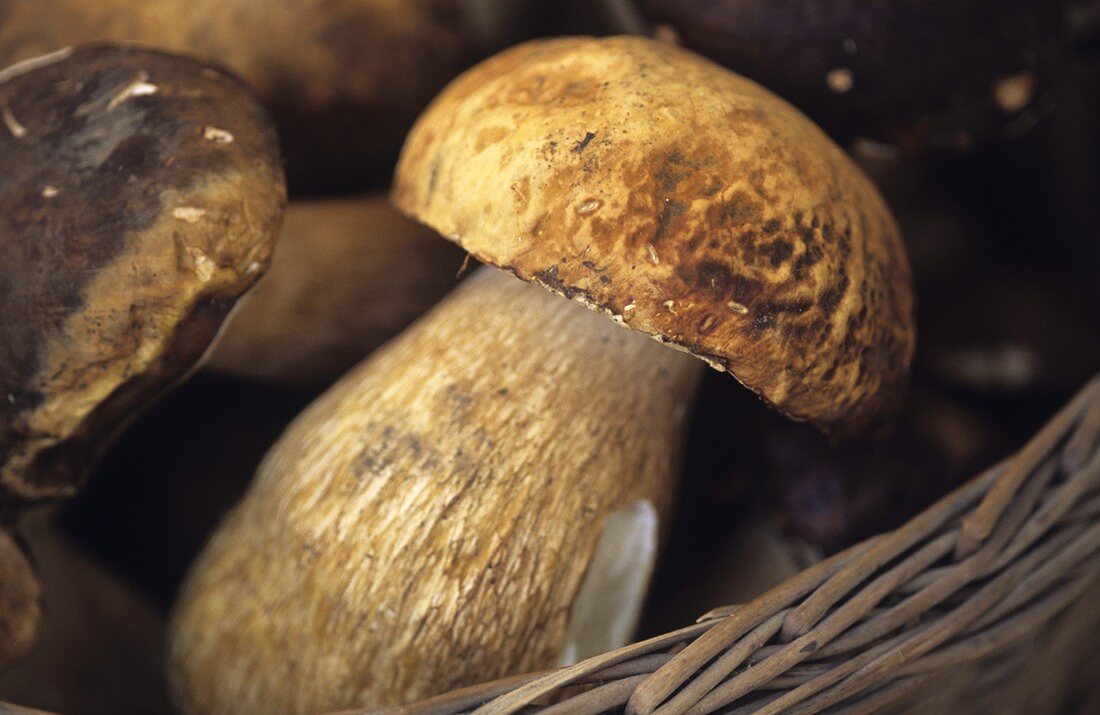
393;36;914;433
638;0;1062;152
0;45;286;504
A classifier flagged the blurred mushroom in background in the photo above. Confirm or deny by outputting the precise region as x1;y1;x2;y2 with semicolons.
640;515;818;637
0;527;38;670
0;0;550;192
0;510;170;714
760;390;1009;552
635;0;1065;153
920;271;1100;400
206;195;465;385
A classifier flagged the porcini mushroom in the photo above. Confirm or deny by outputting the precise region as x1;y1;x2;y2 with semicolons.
0;0;543;190
206;195;464;384
639;0;1062;151
0;527;39;670
0;44;285;662
168;36;913;714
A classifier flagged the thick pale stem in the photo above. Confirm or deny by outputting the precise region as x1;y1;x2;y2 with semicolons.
169;267;703;714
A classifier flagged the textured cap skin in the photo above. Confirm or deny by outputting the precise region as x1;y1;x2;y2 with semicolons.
392;36;914;433
639;0;1061;152
0;45;286;504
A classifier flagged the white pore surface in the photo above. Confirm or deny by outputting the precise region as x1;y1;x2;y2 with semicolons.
559;499;659;666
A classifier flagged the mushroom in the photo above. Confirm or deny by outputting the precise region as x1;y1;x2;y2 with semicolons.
638;0;1062;152
168;36;913;713
921;271;1100;398
0;510;169;713
0;527;39;670
206;195;465;384
0;44;285;663
0;0;543;191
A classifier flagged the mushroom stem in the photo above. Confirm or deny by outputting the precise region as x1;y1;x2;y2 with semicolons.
0;525;41;669
169;266;703;713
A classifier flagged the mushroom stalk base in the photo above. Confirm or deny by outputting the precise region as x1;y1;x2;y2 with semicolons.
0;524;41;669
168;266;703;714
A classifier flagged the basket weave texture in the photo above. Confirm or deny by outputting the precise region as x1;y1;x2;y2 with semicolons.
362;376;1100;715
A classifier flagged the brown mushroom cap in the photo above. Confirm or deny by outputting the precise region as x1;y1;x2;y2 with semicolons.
638;0;1061;153
393;36;914;433
0;45;286;504
0;0;545;191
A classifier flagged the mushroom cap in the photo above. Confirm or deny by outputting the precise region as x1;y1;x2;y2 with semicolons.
0;45;286;503
638;0;1061;152
392;36;914;433
0;0;546;192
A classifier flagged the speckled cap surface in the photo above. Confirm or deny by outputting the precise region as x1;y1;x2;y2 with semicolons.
393;36;914;433
0;45;286;503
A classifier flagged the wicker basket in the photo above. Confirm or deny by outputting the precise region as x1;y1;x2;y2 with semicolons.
352;375;1100;715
